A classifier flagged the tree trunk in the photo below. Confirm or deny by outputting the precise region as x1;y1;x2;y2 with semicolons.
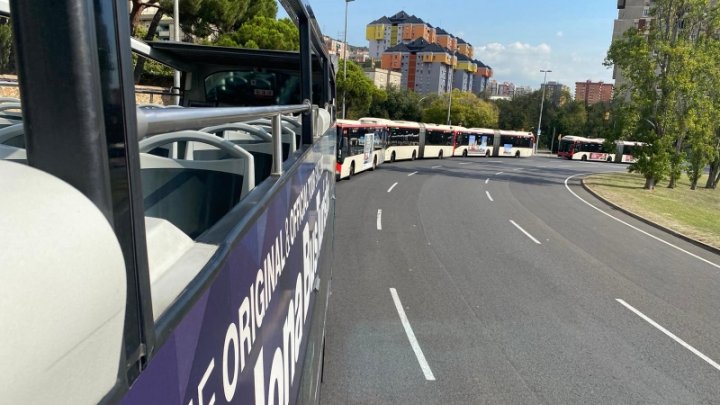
707;160;720;189
133;8;164;84
644;176;656;190
129;1;146;37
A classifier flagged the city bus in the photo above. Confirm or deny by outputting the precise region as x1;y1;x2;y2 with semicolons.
423;123;460;159
456;127;496;157
359;117;421;162
336;119;387;179
614;140;644;163
0;1;336;404
494;130;535;157
557;135;613;161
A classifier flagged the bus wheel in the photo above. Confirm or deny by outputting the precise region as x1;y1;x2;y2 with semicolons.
485;150;490;157
581;155;587;161
391;152;396;163
349;163;355;177
371;156;377;171
411;151;417;160
462;150;468;158
606;157;612;162
439;151;443;159
515;151;520;158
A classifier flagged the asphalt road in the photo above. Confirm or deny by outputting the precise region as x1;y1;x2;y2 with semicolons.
319;154;720;404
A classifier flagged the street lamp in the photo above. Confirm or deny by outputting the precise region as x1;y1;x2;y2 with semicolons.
535;69;551;154
342;0;355;119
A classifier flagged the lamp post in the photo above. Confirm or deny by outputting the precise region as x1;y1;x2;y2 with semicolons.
342;0;355;119
173;0;181;105
535;69;551;154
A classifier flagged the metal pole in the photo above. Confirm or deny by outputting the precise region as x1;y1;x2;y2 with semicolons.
271;114;283;176
173;0;181;105
446;90;452;125
342;0;350;119
535;69;551;154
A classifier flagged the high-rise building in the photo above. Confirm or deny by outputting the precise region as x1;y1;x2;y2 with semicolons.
612;0;652;88
575;80;614;105
368;11;491;94
541;81;570;105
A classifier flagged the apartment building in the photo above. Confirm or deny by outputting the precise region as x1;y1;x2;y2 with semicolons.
364;68;403;90
366;11;436;59
369;10;491;94
471;61;493;94
575;80;614;105
541;81;570;105
612;0;652;88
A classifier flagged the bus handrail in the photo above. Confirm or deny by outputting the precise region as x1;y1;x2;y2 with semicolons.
136;102;312;139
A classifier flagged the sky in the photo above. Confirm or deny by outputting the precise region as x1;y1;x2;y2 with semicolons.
279;0;619;89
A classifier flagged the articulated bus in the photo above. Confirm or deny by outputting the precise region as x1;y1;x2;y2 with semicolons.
336;119;387;179
359;117;421;162
1;1;336;404
464;128;534;158
423;123;460;159
454;128;496;157
558;135;613;161
614;140;644;163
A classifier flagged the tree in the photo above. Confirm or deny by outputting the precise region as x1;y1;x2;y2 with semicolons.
606;0;720;190
369;86;422;121
422;90;498;128
0;17;14;74
214;16;298;50
336;60;376;119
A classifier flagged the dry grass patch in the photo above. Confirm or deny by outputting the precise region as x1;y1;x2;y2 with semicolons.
584;172;720;249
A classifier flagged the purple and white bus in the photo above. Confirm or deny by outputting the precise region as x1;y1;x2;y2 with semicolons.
0;1;337;404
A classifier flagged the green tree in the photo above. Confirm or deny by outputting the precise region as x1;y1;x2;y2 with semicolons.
606;0;720;190
336;60;376;119
422;90;498;128
369;86;422;121
0;17;13;74
215;16;299;50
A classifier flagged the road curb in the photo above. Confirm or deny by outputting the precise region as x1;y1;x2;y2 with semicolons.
581;178;720;256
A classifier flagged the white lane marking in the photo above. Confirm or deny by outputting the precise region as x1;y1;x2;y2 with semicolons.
377;209;382;231
564;174;720;270
495;171;504;175
486;191;494;202
513;168;523;171
616;299;720;371
459;162;472;165
509;219;542;245
389;288;436;381
485;178;490;184
387;182;398;193
432;165;442;169
408;171;418;177
489;160;501;163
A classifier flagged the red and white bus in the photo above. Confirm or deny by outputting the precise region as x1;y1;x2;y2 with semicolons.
454;128;495;157
336;119;388;179
423;123;460;159
614;140;644;163
557;135;613;161
360;118;421;162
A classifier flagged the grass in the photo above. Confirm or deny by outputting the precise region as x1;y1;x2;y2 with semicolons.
584;172;720;249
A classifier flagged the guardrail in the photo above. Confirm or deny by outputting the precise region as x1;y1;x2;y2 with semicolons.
136;102;312;176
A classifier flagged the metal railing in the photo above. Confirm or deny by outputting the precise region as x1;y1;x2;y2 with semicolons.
136;102;312;176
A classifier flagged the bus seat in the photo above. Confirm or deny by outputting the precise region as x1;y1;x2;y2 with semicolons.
139;148;252;239
0;122;25;147
0;144;27;162
0;160;126;404
315;107;332;137
144;216;217;320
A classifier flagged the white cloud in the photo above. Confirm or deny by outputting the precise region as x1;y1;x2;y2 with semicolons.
475;41;613;88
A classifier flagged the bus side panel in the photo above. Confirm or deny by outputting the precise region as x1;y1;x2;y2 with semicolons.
121;134;336;405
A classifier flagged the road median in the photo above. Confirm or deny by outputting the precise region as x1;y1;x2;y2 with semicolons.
582;172;720;255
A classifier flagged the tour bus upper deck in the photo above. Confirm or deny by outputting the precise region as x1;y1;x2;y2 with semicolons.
1;0;336;403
